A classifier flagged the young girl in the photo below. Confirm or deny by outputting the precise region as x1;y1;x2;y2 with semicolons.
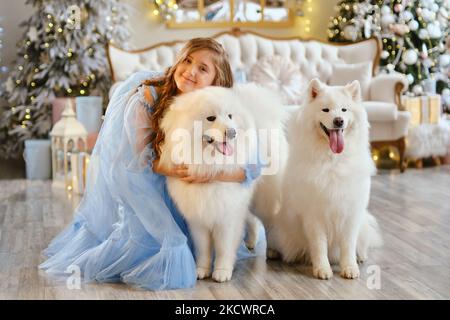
40;38;262;290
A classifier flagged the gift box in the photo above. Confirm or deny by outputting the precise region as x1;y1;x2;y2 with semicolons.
402;94;442;127
75;96;103;151
51;97;76;125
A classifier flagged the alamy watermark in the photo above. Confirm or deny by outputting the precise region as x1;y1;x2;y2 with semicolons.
366;265;381;290
65;5;81;30
165;122;284;176
65;264;81;290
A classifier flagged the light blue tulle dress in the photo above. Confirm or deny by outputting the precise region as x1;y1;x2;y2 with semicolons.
39;71;265;290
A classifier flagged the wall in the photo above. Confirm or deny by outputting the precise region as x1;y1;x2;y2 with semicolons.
125;0;340;49
0;0;340;68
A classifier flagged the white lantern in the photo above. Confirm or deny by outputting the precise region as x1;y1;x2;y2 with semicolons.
50;100;87;191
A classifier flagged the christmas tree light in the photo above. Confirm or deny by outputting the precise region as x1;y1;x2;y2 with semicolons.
0;0;130;159
328;0;449;100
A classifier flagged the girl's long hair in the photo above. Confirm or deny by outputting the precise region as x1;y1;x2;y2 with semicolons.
141;38;233;158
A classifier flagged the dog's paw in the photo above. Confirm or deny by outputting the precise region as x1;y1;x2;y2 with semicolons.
196;267;211;280
212;269;233;283
357;253;367;264
313;265;333;280
266;248;281;260
340;265;360;279
245;237;257;251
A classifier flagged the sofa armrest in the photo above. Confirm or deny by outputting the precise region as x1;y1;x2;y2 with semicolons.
369;72;408;107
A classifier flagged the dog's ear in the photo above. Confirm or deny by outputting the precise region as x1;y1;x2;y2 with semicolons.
307;78;324;101
345;80;361;102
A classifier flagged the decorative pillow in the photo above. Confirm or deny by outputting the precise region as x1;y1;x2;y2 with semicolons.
328;62;372;101
249;55;306;105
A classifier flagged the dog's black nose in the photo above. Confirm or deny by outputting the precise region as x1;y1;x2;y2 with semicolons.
333;117;344;128
225;128;236;139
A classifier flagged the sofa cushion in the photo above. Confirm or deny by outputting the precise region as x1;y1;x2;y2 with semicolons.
363;101;398;121
328;62;372;100
249;55;306;104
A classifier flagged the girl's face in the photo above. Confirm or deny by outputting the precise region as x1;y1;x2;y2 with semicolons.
174;49;217;94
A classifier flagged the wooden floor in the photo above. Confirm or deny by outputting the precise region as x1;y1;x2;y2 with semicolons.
1;166;450;300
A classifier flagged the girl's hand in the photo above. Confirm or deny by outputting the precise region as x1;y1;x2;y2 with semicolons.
152;159;190;179
180;169;245;184
153;159;207;181
152;159;245;183
214;169;246;183
180;174;212;184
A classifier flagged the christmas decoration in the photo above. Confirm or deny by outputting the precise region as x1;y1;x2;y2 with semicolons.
0;16;7;79
50;101;87;191
23;139;52;180
71;151;90;194
402;94;442;126
0;0;129;159
151;0;179;21
328;0;449;102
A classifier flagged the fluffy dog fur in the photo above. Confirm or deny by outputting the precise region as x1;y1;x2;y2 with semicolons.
268;78;382;280
159;84;288;282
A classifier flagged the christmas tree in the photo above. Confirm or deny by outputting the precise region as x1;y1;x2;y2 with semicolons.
0;16;7;95
0;0;130;159
328;0;449;99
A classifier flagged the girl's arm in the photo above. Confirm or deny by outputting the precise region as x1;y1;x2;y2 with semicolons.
135;87;154;155
177;168;250;184
214;169;245;183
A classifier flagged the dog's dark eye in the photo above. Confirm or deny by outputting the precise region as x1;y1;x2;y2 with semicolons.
322;108;329;113
228;114;232;119
206;116;216;122
342;108;347;112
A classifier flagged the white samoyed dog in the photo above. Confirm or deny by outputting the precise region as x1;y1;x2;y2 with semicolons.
269;78;382;280
159;84;288;282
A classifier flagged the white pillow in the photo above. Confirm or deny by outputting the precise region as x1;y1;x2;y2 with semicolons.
329;62;372;100
249;55;306;105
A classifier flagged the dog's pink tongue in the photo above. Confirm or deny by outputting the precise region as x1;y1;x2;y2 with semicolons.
218;142;234;156
329;130;344;154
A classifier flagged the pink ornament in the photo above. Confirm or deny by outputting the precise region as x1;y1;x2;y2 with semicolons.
394;4;403;12
389;23;410;36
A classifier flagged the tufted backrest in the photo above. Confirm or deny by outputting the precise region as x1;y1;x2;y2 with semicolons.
107;29;381;84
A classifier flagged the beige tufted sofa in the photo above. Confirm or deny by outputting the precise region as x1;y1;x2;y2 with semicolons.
107;28;411;171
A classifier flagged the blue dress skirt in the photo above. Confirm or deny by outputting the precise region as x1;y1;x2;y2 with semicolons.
39;71;265;290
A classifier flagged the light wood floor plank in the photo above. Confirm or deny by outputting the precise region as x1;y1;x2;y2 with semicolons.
1;166;450;299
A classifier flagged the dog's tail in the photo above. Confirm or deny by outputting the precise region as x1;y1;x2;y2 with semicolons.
357;212;383;262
